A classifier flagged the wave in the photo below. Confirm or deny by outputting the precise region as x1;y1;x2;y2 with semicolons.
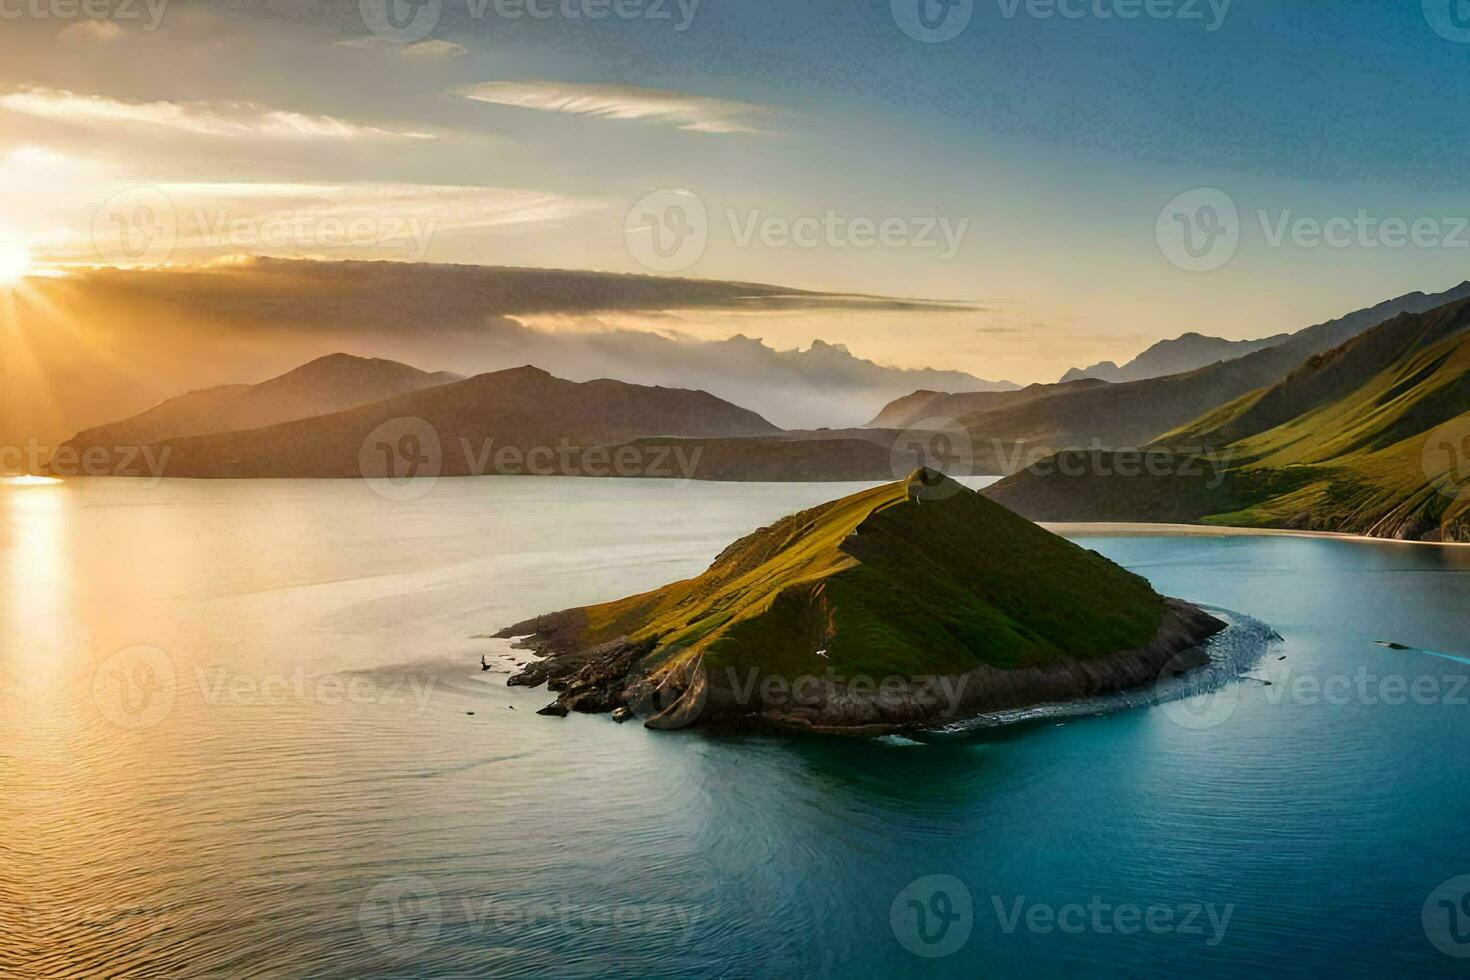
924;608;1282;736
1375;639;1470;668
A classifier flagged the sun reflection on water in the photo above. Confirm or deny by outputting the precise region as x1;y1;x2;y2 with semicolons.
2;478;74;689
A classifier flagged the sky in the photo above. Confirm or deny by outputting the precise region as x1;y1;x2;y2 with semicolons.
3;0;1470;383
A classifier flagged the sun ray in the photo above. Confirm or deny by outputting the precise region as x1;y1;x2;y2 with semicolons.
0;240;31;284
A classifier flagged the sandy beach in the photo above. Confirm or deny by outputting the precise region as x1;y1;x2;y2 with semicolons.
1047;522;1470;548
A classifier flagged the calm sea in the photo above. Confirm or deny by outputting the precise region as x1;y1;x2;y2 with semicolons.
3;476;1469;977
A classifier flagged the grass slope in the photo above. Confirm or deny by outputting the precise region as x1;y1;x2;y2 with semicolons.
951;281;1470;449
989;298;1470;541
526;469;1167;687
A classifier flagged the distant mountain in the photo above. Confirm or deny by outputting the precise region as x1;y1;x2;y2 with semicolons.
866;379;1110;429
73;366;780;479
986;295;1470;541
1060;332;1291;384
4;259;994;450
465;330;1018;430
56;349;1039;482
569;436;896;482
61;354;460;454
952;281;1470;450
560;426;1039;482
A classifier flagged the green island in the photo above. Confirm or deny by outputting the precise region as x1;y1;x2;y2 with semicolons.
501;468;1225;734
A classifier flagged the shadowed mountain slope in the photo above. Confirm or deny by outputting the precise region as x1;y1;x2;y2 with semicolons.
72;366;780;479
61;354;460;453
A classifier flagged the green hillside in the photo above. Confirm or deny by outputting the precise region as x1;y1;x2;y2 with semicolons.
501;469;1224;731
989;298;1470;541
947;280;1470;450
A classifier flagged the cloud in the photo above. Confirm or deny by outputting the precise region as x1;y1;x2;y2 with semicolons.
34;183;604;266
401;39;468;58
0;87;435;140
454;80;773;134
56;21;122;43
336;37;469;58
20;260;997;428
0;145;113;182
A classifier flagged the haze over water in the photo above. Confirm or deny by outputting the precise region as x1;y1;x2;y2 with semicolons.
4;477;1469;977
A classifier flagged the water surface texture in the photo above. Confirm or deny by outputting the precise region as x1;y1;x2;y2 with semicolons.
3;478;1469;977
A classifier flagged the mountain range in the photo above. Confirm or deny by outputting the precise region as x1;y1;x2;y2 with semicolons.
987;296;1470;541
1059;332;1291;384
870;280;1470;451
65;354;461;452
56;355;1013;483
64;365;783;480
44;272;1470;541
2;259;1011;452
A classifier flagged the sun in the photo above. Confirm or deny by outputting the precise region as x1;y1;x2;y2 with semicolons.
0;240;32;285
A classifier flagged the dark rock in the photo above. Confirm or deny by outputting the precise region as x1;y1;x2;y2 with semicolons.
536;702;569;717
612;707;634;723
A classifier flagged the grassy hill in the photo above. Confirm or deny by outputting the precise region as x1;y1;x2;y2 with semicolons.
988;298;1470;541
500;469;1224;732
865;281;1470;449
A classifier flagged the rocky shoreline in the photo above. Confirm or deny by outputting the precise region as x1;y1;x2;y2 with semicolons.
497;598;1226;736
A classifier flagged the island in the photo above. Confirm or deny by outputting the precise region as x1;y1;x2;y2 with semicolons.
499;468;1226;735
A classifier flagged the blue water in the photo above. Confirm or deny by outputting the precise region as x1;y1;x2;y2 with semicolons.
4;478;1469;977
